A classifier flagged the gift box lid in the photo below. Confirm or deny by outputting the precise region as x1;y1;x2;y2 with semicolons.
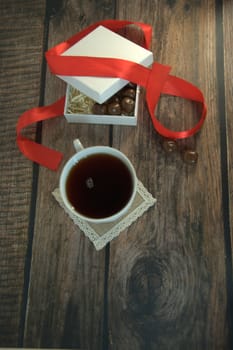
57;25;153;104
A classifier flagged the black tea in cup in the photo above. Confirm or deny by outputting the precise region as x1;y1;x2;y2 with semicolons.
66;153;134;219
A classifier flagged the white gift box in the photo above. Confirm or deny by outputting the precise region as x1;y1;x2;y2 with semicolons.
58;25;153;104
60;25;153;125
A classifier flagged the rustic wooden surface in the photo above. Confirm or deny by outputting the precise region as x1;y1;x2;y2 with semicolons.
0;0;232;349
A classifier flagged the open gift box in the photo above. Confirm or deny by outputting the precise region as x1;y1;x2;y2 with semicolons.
58;25;153;125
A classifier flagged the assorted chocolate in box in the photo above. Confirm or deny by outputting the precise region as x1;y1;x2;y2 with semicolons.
64;83;141;125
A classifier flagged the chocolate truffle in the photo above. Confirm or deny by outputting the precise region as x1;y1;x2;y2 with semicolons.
92;103;107;115
107;101;122;115
182;150;198;164
122;88;136;99
121;97;135;114
162;139;178;153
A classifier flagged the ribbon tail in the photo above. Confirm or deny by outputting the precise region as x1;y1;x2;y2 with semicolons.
16;96;65;171
17;136;63;171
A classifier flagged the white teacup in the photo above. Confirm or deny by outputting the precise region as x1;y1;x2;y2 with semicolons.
59;139;137;223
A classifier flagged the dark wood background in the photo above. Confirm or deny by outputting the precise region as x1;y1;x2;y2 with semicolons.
0;0;233;349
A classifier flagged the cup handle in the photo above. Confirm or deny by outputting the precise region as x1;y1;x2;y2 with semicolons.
73;139;84;152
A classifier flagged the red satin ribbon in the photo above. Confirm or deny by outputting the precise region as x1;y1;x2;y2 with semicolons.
16;19;207;170
17;97;65;171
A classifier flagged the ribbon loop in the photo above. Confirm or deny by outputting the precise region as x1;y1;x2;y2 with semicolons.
145;65;207;139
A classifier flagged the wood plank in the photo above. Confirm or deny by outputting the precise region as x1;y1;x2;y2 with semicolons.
23;0;116;348
109;0;230;349
222;1;233;343
223;0;233;265
0;0;46;346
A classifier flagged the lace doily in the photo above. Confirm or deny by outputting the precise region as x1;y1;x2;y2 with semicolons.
52;179;156;250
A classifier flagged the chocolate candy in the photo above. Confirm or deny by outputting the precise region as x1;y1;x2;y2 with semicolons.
92;103;107;115
92;83;136;116
161;137;199;164
107;101;122;115
162;139;178;153
121;97;135;114
121;88;136;99
182;150;198;164
106;95;120;104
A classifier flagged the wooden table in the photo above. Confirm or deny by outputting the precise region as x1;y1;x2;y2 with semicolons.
0;0;233;349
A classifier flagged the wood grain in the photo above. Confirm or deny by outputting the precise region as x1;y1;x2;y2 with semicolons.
23;0;115;348
222;2;233;345
108;0;229;349
223;0;233;263
0;0;46;346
